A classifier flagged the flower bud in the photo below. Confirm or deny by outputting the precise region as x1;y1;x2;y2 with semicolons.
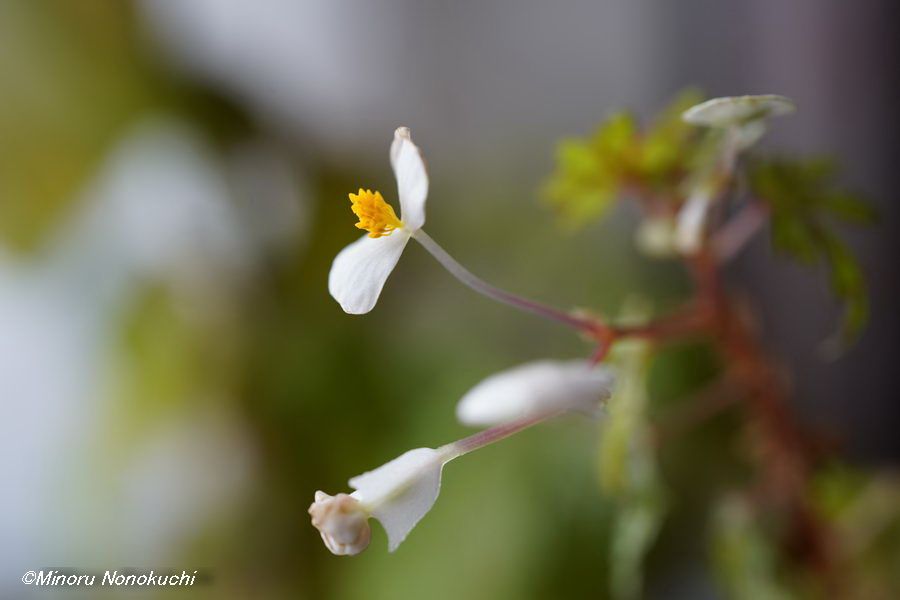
308;491;372;556
636;216;678;258
456;360;614;427
681;94;795;127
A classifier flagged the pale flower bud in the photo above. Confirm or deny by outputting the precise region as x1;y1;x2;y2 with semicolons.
681;94;795;127
456;360;614;427
308;491;372;556
310;447;448;555
635;216;678;258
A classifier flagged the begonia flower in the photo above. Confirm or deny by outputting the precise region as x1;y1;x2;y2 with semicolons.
309;360;613;556
310;447;447;554
328;127;597;331
681;94;795;127
328;127;428;314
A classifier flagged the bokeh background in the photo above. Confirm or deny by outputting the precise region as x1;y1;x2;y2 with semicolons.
2;1;898;598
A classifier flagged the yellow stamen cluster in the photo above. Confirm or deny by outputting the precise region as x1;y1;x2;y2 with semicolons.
349;188;404;238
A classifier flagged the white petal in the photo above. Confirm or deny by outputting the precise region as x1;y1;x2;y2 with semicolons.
682;95;795;127
456;360;615;427
328;232;410;314
390;127;428;231
350;448;445;552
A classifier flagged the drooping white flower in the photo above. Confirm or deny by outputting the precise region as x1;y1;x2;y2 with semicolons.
310;362;614;555
349;447;446;551
310;447;449;555
681;94;796;127
328;127;428;314
676;95;796;254
455;360;615;427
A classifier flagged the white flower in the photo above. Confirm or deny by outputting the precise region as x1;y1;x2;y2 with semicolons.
681;94;796;127
328;127;428;314
676;95;795;254
349;447;446;552
310;447;448;555
455;360;615;427
309;363;614;555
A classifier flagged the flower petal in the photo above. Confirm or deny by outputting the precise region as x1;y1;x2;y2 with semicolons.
456;360;615;427
350;448;445;552
682;95;795;127
328;232;410;314
390;127;428;231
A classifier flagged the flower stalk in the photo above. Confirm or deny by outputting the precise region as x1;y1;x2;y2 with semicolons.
441;409;562;459
412;229;600;333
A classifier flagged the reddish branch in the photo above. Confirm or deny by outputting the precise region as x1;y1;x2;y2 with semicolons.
582;193;840;588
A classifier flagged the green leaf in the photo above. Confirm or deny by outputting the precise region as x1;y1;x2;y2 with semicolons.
810;464;868;518
610;488;665;600
593;111;637;157
638;88;705;183
821;193;878;225
750;158;875;345
542;90;706;227
770;212;819;263
811;466;900;596
822;233;869;341
711;496;793;600
543;136;620;224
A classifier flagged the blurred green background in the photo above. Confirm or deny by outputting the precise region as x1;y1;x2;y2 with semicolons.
2;2;897;599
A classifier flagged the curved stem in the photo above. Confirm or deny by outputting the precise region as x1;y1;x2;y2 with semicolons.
440;410;562;460
412;229;599;333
